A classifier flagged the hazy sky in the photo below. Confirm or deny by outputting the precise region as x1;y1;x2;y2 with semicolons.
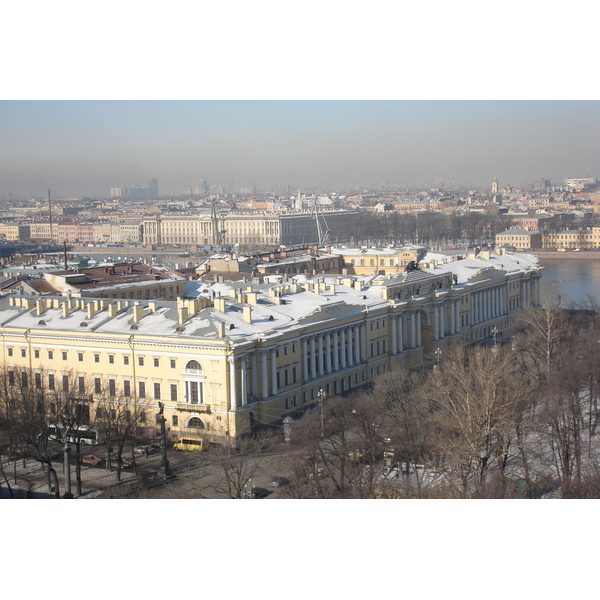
1;100;599;197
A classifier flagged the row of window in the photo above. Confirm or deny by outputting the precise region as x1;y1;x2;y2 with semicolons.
350;258;397;266
6;347;179;369
7;371;185;403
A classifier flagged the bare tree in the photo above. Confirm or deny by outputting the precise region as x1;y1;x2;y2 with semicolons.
208;435;265;499
426;346;529;498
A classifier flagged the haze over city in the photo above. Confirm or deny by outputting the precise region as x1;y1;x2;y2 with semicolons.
1;100;599;198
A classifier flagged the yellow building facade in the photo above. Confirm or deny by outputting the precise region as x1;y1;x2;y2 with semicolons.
0;249;542;443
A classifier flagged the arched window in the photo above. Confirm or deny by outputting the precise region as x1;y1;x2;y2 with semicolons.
187;417;205;429
184;360;205;404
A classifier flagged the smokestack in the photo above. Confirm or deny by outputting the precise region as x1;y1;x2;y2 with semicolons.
63;240;68;270
243;306;252;324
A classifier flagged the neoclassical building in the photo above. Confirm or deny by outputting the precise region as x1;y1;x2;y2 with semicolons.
0;248;542;442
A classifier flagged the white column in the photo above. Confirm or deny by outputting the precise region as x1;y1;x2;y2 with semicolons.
251;351;258;397
333;329;339;370
310;336;317;377
302;337;308;380
325;331;332;373
411;311;416;348
361;324;367;362
228;356;237;411
398;315;403;352
440;303;445;338
340;328;347;369
416;311;422;346
433;305;439;341
241;355;247;407
449;301;455;335
346;327;354;366
354;326;360;363
456;300;460;333
318;333;324;375
271;348;277;396
261;350;268;399
391;317;397;354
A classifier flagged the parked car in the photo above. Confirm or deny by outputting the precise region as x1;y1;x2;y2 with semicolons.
121;461;134;471
249;487;270;499
42;450;60;460
81;454;102;466
134;445;152;456
270;476;290;487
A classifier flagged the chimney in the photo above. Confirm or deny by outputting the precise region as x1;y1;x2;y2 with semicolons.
178;306;189;324
243;306;252;324
87;303;96;319
108;303;117;318
133;305;144;322
217;321;226;337
62;302;70;318
36;299;47;316
329;284;336;294
247;292;258;305
214;297;226;312
148;301;157;313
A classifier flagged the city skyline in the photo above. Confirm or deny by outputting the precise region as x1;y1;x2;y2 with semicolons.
1;100;599;198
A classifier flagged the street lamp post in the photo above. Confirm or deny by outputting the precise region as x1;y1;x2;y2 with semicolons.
62;436;73;499
317;387;327;437
435;347;442;368
157;402;172;480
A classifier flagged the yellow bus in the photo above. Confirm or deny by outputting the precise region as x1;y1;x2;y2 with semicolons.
173;437;205;452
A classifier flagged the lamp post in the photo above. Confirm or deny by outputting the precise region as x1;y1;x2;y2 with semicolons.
492;326;499;348
62;435;73;499
317;387;327;437
435;347;442;368
157;402;172;480
283;416;293;442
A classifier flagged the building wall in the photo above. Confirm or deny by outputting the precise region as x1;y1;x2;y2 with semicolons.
0;263;542;442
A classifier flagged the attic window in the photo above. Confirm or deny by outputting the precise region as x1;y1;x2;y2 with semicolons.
229;323;235;330
176;326;185;332
80;322;88;327
363;295;367;300
130;324;138;330
269;315;274;321
38;320;46;326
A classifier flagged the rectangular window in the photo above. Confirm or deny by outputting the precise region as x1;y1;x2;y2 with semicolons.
78;352;84;362
48;350;54;360
7;347;13;357
138;356;144;367
172;415;178;427
123;355;130;366
94;378;102;394
94;353;100;363
154;383;161;400
21;348;26;358
153;357;159;368
140;411;146;423
62;351;68;361
62;375;69;392
21;371;28;388
123;380;131;397
170;359;176;369
138;381;146;398
48;373;55;390
78;376;85;393
108;354;115;365
35;372;42;389
108;379;116;397
8;371;15;386
34;349;40;359
170;384;178;402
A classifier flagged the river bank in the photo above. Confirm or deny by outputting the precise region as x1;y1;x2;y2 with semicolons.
533;250;600;261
